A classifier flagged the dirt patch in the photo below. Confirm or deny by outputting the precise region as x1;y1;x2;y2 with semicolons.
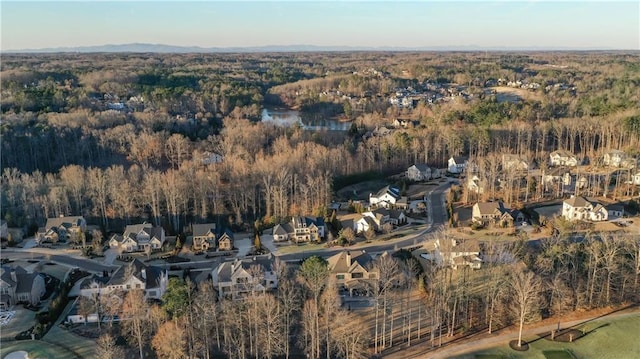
508;339;529;351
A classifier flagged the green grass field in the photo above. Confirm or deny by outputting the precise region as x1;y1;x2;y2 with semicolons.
454;313;640;359
1;340;80;359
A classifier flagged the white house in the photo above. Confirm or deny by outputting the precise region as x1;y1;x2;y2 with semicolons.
423;238;482;270
603;150;634;168
550;150;578;167
108;223;165;253
78;259;169;300
502;154;530;171
628;172;640;185
407;164;432;181
448;156;468;174
38;216;87;244
212;254;278;299
0;266;46;310
271;217;325;243
562;196;608;222
200;151;224;165
369;186;403;208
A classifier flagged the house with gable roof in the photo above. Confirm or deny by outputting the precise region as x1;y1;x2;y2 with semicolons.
369;186;406;209
562;196;608;222
78;258;168;300
448;156;468;174
0;265;46;310
407;164;432;181
327;250;379;295
211;254;278;299
192;223;216;251
108;222;165;253
550;150;578;167
472;202;523;227
426;238;482;270
271;217;325;243
37;216;86;244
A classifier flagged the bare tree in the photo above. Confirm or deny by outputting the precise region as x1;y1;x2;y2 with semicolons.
509;268;542;348
152;319;187;359
121;289;150;359
96;333;125;359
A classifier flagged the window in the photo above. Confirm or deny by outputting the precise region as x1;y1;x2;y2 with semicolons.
336;275;345;280
352;272;364;279
126;285;131;289
135;284;141;289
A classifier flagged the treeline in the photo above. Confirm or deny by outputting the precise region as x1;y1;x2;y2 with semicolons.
93;231;640;358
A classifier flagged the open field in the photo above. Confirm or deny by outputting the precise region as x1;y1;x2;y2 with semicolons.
491;86;543;102
452;313;640;359
0;340;82;359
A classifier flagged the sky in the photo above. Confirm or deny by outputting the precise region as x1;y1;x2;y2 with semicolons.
1;1;639;50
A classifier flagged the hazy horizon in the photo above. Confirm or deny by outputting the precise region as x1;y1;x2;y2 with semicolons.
2;1;639;51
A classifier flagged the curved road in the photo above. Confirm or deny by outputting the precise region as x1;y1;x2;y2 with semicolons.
277;182;451;263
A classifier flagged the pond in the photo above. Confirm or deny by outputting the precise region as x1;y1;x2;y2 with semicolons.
261;108;351;131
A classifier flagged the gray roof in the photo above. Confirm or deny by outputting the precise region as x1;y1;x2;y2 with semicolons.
217;255;275;283
413;164;430;172
327;250;373;273
193;223;216;237
374;186;401;199
564;196;590;208
475;202;502;216
44;216;84;231
107;259;165;290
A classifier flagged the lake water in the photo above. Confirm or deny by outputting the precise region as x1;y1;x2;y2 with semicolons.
261;108;351;131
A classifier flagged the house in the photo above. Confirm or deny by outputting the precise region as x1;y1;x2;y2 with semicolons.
472;202;523;227
212;254;278;299
502;154;530;171
392;118;417;128
192;223;216;251
562;196;608;222
424;238;482;270
354;216;377;234
626;171;640;185
543;168;573;191
327;250;378;295
272;217;325;243
603;150;634;168
38;216;86;244
550;150;578;167
407;164;432;181
466;175;487;195
448;156;468;174
217;228;234;251
407;163;430;181
0;266;46;310
607;205;624;218
78;259;168;300
200;151;224;165
369;186;404;208
108;223;165;253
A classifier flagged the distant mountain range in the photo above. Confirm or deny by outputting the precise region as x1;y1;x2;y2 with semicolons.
3;43;624;53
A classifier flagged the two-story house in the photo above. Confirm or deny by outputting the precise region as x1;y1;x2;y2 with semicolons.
272;217;325;243
78;259;168;300
369;186;404;209
211;254;278;299
108;223;165;253
603;150;635;168
448;156;469;174
192;223;216;251
427;238;482;270
550;150;578;167
472;202;523;227
407;164;432;181
327;250;378;295
0;266;46;310
38;216;86;244
502;154;530;171
562;196;608;222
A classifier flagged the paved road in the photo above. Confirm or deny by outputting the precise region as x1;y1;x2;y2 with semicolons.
382;306;640;359
277;182;451;263
1;182;451;274
2;248;119;273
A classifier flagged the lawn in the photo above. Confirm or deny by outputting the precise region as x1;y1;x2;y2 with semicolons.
0;340;81;359
454;313;640;359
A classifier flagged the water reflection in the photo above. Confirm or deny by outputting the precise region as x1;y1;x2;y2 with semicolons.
261;108;350;131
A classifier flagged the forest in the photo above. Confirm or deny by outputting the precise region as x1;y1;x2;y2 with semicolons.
2;51;639;234
2;51;640;359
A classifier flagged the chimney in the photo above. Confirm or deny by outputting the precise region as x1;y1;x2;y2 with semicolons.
346;251;351;267
10;268;17;283
141;268;146;280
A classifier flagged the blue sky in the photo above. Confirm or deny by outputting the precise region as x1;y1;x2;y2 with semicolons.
1;1;639;50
